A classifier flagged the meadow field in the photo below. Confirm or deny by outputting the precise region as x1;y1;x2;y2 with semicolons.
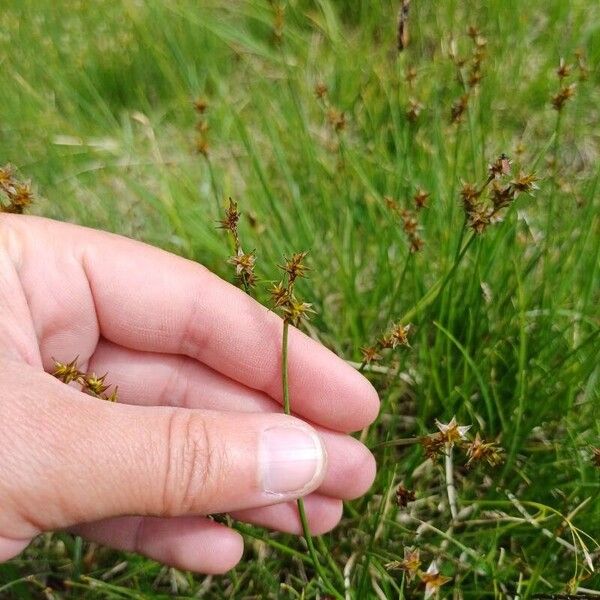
0;0;599;597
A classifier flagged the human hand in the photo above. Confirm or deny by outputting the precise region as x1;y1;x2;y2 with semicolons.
0;215;378;573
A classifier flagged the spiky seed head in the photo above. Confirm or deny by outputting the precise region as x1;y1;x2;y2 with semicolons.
83;373;110;396
282;296;314;326
556;58;571;80
360;345;382;365
552;84;576;111
413;188;430;210
390;323;411;348
421;433;445;460
280;251;309;283
435;416;471;445
314;82;328;99
386;547;421;581
52;357;83;385
219;197;241;232
406;98;423;122
491;181;515;211
395;483;416;508
510;172;539;195
193;97;208;113
270;281;290;308
450;94;469;123
465;432;504;467
420;561;452;599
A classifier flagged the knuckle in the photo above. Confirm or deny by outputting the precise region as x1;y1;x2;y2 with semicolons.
160;410;224;516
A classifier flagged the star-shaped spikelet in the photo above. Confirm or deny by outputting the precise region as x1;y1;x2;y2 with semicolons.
420;561;452;599
435;416;471;446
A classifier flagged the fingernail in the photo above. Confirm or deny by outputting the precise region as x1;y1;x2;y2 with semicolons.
260;427;326;495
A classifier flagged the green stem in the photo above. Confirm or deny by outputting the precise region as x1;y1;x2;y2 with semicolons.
281;321;343;600
282;321;291;415
204;155;221;218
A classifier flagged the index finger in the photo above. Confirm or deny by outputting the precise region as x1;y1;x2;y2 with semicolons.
8;216;379;432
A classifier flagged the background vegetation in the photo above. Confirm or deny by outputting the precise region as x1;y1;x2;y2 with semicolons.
1;0;599;597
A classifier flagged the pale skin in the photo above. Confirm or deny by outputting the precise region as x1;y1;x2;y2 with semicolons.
0;215;379;574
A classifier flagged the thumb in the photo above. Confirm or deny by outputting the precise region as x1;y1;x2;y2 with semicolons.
1;364;327;538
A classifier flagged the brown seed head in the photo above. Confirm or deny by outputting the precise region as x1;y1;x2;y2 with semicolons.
83;373;110;396
194;135;209;156
410;235;424;253
420;561;452;599
435;416;472;446
270;281;290;308
8;183;34;211
384;196;400;214
395;483;416;508
413;188;430;210
193;97;208;114
467;25;480;40
420;433;445;460
229;248;256;280
386;547;421;582
556;58;571;80
468;207;492;234
490;181;515;211
552;84;576;111
219;198;241;233
406;98;423;122
591;447;600;468
510;172;539;195
282;296;314;326
0;165;14;192
314;82;328;99
52;358;83;385
280;251;309;284
465;432;504;467
468;68;483;88
401;210;418;235
361;345;382;365
451;94;469;124
460;182;479;211
390;323;411;348
327;108;346;132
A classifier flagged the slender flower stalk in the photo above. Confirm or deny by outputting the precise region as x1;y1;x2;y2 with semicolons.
276;253;341;599
444;444;458;520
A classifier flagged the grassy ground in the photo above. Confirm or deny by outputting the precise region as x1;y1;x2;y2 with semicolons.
1;0;599;597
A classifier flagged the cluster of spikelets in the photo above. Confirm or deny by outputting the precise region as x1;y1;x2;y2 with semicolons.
551;53;588;112
193;97;210;156
383;418;504;596
0;164;34;214
449;26;488;124
460;154;538;234
360;322;412;367
314;82;347;134
52;358;118;402
419;416;504;467
386;550;451;600
219;197;257;292
385;188;430;252
219;197;314;326
270;252;314;326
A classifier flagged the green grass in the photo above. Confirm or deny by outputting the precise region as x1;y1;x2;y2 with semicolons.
1;0;599;597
